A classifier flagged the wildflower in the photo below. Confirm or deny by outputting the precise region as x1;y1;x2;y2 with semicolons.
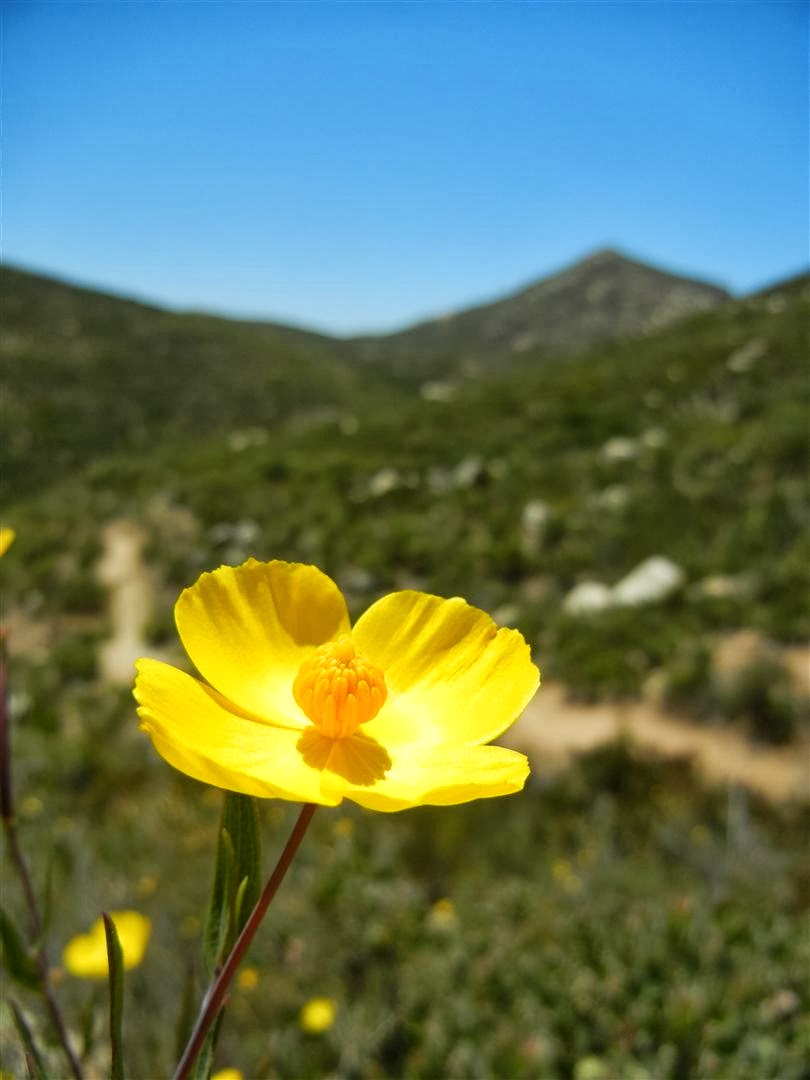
428;897;458;930
135;560;539;811
211;1071;243;1080
300;996;336;1033
0;527;14;557
63;911;151;979
237;966;260;990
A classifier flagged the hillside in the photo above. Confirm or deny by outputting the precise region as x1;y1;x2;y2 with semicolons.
4;267;807;739
0;265;373;501
351;249;731;375
1;253;733;499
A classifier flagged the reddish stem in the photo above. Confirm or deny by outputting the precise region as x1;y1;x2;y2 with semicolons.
173;802;317;1080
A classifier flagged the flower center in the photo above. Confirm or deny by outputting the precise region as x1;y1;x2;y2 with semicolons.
293;634;387;739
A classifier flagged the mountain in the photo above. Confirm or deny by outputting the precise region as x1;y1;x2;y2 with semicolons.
1;252;732;499
351;249;731;374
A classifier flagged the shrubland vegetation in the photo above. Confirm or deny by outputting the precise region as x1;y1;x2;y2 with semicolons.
4;715;809;1078
1;260;808;1077
4;265;808;734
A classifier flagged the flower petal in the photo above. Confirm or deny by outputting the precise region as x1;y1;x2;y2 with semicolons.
321;743;531;812
134;658;342;805
354;591;539;750
175;559;350;724
0;527;15;557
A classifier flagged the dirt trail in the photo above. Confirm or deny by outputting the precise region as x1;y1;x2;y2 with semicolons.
94;520;809;802
96;519;160;683
505;684;809;802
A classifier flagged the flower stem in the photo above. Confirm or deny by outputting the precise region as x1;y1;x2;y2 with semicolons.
173;801;317;1080
1;644;85;1080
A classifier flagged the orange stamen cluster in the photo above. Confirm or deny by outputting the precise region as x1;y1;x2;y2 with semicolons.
293;635;387;739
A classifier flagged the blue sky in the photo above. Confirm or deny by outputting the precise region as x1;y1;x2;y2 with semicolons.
4;2;808;334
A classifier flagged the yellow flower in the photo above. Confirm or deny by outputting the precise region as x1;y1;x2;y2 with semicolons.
428;897;458;930
300;995;336;1033
134;560;539;812
237;965;260;990
211;1071;243;1080
63;911;151;979
0;527;15;557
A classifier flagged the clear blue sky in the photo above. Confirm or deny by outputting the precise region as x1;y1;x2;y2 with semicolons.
3;1;808;334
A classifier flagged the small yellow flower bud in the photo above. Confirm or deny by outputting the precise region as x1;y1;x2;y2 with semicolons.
299;996;337;1033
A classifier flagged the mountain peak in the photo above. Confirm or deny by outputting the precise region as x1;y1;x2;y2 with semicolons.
358;249;731;369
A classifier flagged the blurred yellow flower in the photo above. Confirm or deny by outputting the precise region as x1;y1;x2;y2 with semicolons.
237;966;260;990
300;996;336;1033
135;559;539;812
20;795;44;817
63;910;151;979
0;527;15;557
428;897;458;930
211;1071;243;1080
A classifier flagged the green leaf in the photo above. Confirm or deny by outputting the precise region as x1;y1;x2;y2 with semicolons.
0;906;42;990
10;999;51;1080
203;825;235;976
231;876;250;940
103;912;125;1080
203;792;261;975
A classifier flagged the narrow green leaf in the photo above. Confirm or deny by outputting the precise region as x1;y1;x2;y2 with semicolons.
0;906;42;990
203;793;261;974
10;999;51;1080
103;912;125;1080
231;876;250;942
203;825;235;976
223;792;261;928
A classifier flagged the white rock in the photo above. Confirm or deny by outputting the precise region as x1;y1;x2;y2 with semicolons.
492;603;522;627
592;485;628;512
367;467;400;498
563;581;614;615
520;499;552;550
613;557;685;607
601;437;639;463
641;427;667;449
453;456;483;489
727;338;767;373
521;499;551;530
697;574;753;599
420;380;456;402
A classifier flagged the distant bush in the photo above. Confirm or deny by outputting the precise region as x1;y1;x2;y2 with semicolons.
719;656;800;745
55;573;107;614
52;630;103;681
